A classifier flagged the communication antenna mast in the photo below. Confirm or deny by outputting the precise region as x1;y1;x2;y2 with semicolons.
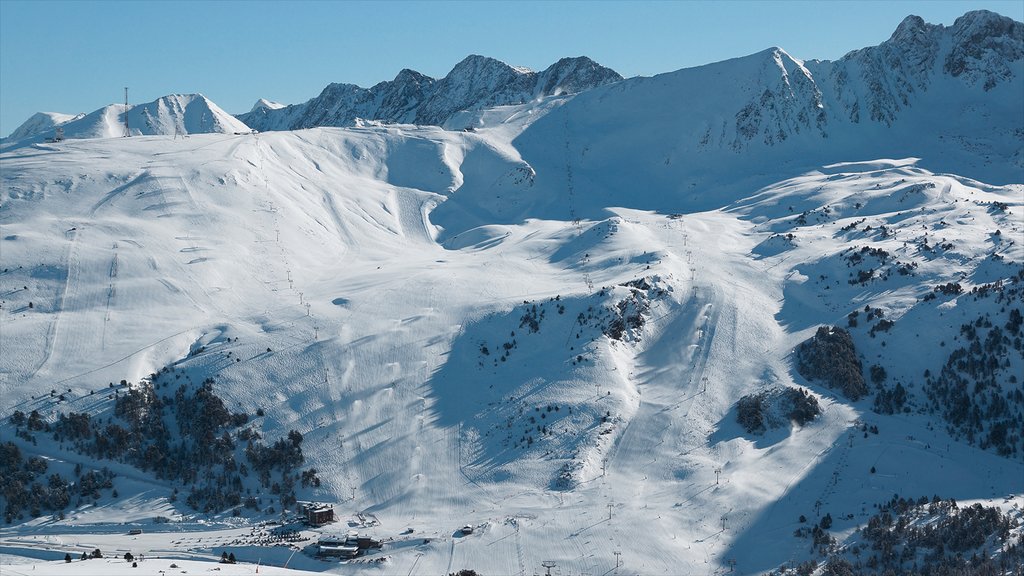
123;87;131;137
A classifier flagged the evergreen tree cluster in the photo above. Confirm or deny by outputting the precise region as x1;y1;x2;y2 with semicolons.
5;365;318;518
736;386;822;434
923;272;1024;458
777;495;1022;576
819;495;1021;576
872;382;908;415
0;441;114;523
796;326;868;400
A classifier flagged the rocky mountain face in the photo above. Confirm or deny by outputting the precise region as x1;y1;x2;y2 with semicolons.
723;9;1024;148
812;10;1024;127
736;10;1024;143
237;55;623;131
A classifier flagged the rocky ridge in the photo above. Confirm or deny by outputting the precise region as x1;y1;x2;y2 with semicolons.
237;55;623;131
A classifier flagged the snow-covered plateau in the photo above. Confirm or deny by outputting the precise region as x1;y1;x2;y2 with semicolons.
1;10;1022;576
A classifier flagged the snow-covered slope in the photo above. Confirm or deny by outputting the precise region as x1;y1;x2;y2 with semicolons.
2;94;251;149
1;11;1022;576
237;55;623;131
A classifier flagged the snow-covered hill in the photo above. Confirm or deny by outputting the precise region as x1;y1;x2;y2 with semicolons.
1;10;1022;576
237;55;623;131
6;112;86;140
2;94;251;148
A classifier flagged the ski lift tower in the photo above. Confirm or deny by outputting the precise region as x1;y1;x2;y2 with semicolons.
123;87;131;137
541;560;556;576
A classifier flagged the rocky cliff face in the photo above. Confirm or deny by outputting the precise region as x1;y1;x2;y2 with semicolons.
238;55;622;131
729;48;828;149
728;10;1023;144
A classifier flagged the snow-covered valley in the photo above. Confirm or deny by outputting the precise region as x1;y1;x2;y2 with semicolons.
1;10;1022;576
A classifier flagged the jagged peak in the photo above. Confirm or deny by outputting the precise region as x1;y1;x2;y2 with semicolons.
544;55;616;75
550;55;599;67
889;14;931;42
317;82;365;98
446;54;520;79
393;68;433;84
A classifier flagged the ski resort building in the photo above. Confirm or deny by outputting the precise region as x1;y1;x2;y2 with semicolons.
316;532;382;559
302;503;335;526
316;535;359;559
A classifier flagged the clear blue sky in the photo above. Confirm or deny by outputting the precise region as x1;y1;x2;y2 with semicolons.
1;0;1021;137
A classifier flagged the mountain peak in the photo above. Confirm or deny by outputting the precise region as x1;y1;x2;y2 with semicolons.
951;9;1019;32
446;54;521;80
250;98;285;113
944;9;1024;86
537;56;624;96
890;14;931;42
393;68;431;83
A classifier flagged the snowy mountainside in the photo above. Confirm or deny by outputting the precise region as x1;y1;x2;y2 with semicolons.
2;94;250;148
236;55;622;131
483;10;1022;234
6;112;86;140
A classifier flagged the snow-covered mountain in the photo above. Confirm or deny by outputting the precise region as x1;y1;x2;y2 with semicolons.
1;10;1022;576
498;10;1022;231
2;94;251;148
237;55;623;131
